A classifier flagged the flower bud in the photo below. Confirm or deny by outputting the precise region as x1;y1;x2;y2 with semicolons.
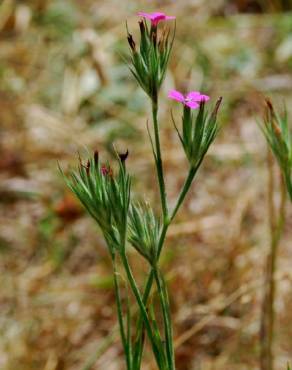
210;97;223;122
118;149;129;163
139;20;145;36
94;150;99;166
127;33;136;52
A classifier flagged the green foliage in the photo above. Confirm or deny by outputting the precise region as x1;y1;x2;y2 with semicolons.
261;99;292;200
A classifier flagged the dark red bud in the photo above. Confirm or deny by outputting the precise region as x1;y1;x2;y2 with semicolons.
139;20;145;35
94;150;99;166
127;33;136;52
118;149;129;163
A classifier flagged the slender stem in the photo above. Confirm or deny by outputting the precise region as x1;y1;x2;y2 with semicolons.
120;252;165;369
260;149;275;370
268;174;286;366
260;151;287;370
153;266;175;370
133;165;199;365
151;98;168;221
136;165;197;318
132;96;170;369
170;166;197;222
113;257;131;369
284;172;292;202
126;279;132;370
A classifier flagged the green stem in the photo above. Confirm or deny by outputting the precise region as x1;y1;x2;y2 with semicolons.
126;279;132;370
260;153;287;370
284;171;292;202
152;99;168;221
133;165;199;366
153;266;175;370
132;97;171;369
170;166;197;223
132;272;155;369
113;256;131;369
268;175;286;366
120;252;165;369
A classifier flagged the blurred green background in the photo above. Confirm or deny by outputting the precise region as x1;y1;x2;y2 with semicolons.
0;0;292;369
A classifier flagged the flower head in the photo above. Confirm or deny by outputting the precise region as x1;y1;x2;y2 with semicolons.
137;11;175;26
168;89;210;109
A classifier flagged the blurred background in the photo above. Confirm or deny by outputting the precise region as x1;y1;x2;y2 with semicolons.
0;0;292;369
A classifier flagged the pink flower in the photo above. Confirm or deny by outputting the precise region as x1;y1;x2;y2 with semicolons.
168;89;210;109
137;12;175;26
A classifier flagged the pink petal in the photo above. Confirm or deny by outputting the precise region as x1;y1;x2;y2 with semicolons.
186;91;201;101
138;11;175;25
185;101;200;109
151;12;175;20
151;12;166;18
168;89;185;103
